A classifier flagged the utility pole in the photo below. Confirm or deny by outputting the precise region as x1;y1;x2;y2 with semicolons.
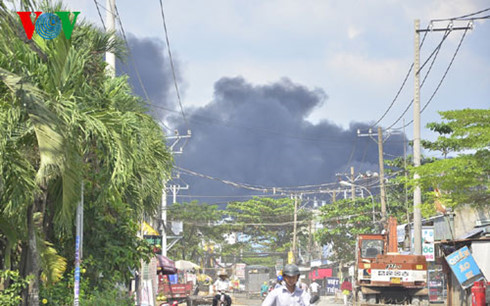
292;195;298;263
412;19;423;256
307;218;312;264
161;188;168;256
411;18;472;255
377;127;387;223
74;183;83;306
105;0;116;76
350;167;355;201
161;131;191;257
357;128;393;224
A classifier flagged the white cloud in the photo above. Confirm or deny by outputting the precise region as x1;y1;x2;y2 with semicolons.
347;26;362;39
326;53;406;88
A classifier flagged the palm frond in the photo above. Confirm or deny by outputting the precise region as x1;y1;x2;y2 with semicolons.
39;240;67;285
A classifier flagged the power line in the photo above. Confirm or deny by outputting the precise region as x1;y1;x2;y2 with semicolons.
342;136;358;173
420;24;470;113
113;3;172;132
454;14;490;21
175;166;340;194
177;194;285;199
387;27;452;130
170;212;379;228
157;0;188;129
92;0;106;30
418;27;451;74
390;24;470;130
369;26;430;129
431;7;490;22
179;220;309;227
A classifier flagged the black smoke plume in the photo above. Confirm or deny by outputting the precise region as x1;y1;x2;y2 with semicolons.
119;37;406;205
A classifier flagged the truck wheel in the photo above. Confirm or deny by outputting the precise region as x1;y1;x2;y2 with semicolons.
366;294;376;304
419;296;429;306
412;297;420;306
357;290;365;302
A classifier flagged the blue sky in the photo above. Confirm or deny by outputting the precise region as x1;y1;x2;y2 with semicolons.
63;0;489;142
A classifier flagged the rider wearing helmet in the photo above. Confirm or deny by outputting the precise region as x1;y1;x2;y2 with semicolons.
262;264;311;306
213;269;232;306
275;274;284;289
260;281;269;298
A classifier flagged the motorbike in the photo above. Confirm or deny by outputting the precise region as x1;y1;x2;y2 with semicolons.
310;295;320;304
216;290;232;306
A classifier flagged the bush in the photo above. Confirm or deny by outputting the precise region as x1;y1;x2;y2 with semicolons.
0;270;31;306
40;267;134;306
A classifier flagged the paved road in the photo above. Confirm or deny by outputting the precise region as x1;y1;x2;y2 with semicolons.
232;293;344;305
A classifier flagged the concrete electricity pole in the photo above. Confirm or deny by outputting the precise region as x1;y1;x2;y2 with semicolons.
357;128;390;224
292;195;298;263
377;127;387;223
412;19;422;255
161;131;191;257
350;167;355;201
412;19;471;255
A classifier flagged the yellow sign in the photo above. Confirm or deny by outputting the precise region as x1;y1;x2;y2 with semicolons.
142;222;159;235
288;251;294;264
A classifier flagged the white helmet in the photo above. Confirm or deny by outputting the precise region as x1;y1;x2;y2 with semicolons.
217;269;228;277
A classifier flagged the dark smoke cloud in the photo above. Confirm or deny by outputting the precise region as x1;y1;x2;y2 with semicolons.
116;34;180;120
117;36;406;204
172;77;406;203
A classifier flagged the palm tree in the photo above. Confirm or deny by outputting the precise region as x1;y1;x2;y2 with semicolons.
0;2;172;304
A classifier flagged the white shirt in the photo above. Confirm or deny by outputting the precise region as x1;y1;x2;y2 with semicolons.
274;281;284;289
214;279;230;292
309;282;320;293
262;285;311;306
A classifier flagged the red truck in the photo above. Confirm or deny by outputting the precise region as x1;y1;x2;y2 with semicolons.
158;274;194;305
355;217;429;305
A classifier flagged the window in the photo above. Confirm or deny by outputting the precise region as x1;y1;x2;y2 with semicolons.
361;240;384;258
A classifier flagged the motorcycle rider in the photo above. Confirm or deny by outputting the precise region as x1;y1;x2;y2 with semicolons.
213;269;232;306
261;281;269;298
274;275;284;289
262;264;311;306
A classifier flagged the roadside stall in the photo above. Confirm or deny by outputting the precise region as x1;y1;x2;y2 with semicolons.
156;255;187;305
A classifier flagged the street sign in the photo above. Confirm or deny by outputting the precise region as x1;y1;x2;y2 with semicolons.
445;246;484;289
325;277;339;295
144;235;162;255
411;227;435;261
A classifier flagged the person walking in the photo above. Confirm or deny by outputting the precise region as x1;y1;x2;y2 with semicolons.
340;277;352;305
262;264;311;306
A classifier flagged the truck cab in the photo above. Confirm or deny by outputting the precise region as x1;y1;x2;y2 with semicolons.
355;218;429;305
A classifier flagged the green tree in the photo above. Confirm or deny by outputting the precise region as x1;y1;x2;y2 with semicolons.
316;198;378;264
225;197;311;266
0;2;173;304
167;201;225;263
385;155;437;222
414;109;489;213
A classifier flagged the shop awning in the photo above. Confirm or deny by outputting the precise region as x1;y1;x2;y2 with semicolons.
156;255;177;275
175;260;200;271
